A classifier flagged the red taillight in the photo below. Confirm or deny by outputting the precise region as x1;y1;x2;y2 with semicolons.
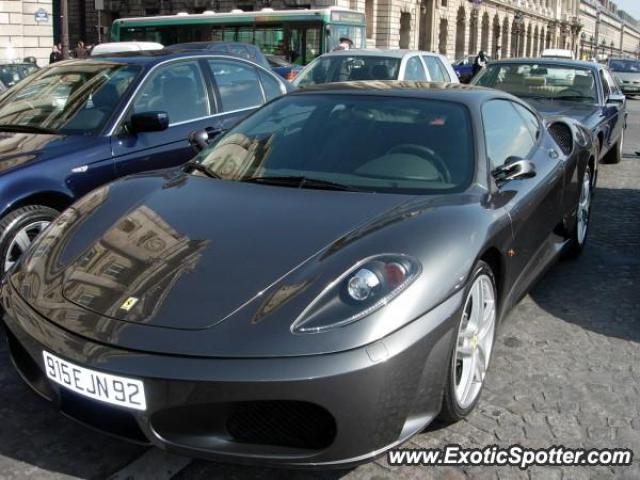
384;262;407;288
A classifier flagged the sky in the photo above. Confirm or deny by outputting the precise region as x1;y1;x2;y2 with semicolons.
614;0;640;19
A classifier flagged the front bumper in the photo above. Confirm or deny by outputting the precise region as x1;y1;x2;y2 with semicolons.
2;282;463;467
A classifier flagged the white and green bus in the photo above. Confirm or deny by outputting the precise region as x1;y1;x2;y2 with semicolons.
110;8;366;65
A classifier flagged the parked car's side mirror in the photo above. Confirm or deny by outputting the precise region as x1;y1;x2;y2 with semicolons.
493;156;537;183
129;111;169;133
607;93;626;104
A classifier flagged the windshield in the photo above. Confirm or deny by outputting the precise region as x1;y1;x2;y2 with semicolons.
475;63;597;103
294;56;401;87
193;94;473;194
0;62;141;134
609;59;640;73
0;63;39;88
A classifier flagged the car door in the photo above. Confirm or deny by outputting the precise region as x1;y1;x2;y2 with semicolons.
206;59;281;131
112;59;217;177
483;99;565;305
600;68;626;150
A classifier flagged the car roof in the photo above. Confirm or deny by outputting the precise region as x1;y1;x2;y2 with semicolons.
292;80;513;103
489;57;600;70
168;41;261;50
52;50;260;66
321;49;442;59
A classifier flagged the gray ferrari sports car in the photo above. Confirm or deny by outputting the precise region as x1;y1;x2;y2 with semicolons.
2;82;596;467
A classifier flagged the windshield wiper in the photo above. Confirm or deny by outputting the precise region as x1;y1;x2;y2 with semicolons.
0;124;59;134
244;175;361;192
184;160;221;179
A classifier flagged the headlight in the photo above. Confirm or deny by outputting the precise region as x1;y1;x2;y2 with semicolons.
291;254;421;334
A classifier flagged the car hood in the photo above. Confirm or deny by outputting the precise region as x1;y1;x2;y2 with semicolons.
10;171;491;357
13;171;411;331
0;131;91;173
523;98;601;125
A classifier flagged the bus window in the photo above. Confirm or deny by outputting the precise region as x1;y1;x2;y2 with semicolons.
289;26;321;65
254;27;285;56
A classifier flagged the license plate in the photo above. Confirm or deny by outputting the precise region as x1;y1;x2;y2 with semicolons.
42;351;146;411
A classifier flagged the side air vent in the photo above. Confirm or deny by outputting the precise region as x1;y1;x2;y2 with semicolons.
548;122;574;155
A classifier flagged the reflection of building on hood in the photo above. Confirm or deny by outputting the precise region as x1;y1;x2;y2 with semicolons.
62;205;210;322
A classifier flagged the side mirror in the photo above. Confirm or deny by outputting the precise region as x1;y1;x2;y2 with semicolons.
607;93;626;104
129;111;169;133
493;156;537;183
188;127;226;152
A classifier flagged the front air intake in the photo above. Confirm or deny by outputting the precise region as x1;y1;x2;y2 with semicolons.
548;122;574;155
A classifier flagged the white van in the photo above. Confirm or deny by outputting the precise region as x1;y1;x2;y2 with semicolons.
90;42;164;56
540;48;574;60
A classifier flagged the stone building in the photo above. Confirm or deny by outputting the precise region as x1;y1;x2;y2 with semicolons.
0;0;54;66
578;0;640;59
43;0;640;61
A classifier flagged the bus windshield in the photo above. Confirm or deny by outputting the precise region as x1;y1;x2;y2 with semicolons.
113;9;366;65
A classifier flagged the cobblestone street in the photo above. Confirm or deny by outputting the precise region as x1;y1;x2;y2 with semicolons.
0;102;639;480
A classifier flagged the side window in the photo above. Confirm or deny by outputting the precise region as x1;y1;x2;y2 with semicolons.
603;68;621;95
423;56;450;82
208;60;264;112
513;103;540;141
132;61;210;125
600;70;610;99
404;56;428;81
258;70;283;101
482;100;535;170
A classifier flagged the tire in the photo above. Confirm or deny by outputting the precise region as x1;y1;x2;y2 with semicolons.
439;260;497;423
564;166;592;258
0;205;59;275
602;129;624;164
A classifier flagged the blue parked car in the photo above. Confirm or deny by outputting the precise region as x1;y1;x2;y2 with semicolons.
266;54;303;81
0;51;290;273
473;58;627;166
452;55;490;84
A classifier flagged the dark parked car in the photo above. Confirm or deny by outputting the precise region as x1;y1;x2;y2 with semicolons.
607;57;640;96
0;62;39;92
266;54;303;81
3;82;596;467
166;41;271;70
0;51;289;274
474;58;627;164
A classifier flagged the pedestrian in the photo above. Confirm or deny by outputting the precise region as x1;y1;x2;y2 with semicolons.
333;37;353;51
73;40;89;59
472;50;487;77
49;44;62;64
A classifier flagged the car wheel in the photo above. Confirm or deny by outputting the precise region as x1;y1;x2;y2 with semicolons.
603;129;623;164
564;166;593;258
439;260;497;423
0;205;58;274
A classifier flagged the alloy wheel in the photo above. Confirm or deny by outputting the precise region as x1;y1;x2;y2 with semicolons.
453;274;496;410
577;168;592;246
4;220;50;272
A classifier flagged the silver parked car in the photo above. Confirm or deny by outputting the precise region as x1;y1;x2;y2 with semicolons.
608;58;640;96
292;49;459;87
